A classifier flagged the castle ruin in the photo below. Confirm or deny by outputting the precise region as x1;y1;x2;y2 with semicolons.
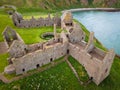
12;12;61;28
3;11;115;85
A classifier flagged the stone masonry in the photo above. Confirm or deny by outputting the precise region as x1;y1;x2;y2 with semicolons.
12;12;61;28
3;11;115;85
2;26;24;48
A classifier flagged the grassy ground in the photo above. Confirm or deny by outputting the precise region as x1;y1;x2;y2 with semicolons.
4;56;65;80
0;62;81;90
68;56;89;82
0;53;9;73
0;9;61;73
16;27;61;44
0;56;120;90
0;8;120;90
0;9;61;44
68;56;120;90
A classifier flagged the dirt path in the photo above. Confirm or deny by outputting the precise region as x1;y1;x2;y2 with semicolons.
0;42;7;54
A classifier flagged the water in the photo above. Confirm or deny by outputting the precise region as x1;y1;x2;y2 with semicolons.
73;11;120;55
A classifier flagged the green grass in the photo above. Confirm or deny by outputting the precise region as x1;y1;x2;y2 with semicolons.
16;27;61;44
0;62;82;90
0;10;62;44
4;73;16;80
67;56;120;90
0;13;14;41
4;56;65;80
68;56;89;81
1;56;120;90
0;53;9;73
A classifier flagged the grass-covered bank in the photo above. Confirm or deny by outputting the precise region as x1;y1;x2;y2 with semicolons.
74;19;107;51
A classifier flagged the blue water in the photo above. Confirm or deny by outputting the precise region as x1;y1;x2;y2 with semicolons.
73;11;120;55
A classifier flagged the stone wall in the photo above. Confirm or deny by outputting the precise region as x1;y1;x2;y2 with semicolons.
68;31;114;85
12;12;61;28
2;26;24;48
61;11;73;29
12;39;68;75
61;11;115;85
8;40;27;58
10;31;68;75
27;42;45;53
68;23;85;43
69;42;115;85
98;49;115;84
85;32;94;53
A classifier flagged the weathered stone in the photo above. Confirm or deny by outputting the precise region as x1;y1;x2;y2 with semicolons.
68;23;85;43
4;64;15;74
61;11;73;28
2;26;23;47
12;12;61;28
12;12;23;26
85;32;94;53
8;40;27;58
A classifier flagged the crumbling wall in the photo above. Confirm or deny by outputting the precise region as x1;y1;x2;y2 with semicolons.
2;26;24;48
12;12;61;28
85;32;94;53
69;43;103;85
69;37;115;85
8;40;27;58
68;24;85;43
61;12;114;85
12;40;68;75
61;11;73;29
67;25;114;85
12;12;23;26
27;42;44;53
97;49;115;84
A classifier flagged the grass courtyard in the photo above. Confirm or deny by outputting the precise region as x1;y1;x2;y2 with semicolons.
0;8;120;90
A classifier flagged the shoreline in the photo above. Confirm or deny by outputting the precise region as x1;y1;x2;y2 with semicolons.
116;54;120;58
65;8;120;58
63;8;120;13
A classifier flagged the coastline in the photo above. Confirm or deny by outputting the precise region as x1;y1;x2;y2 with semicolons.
65;8;120;58
116;54;120;58
63;8;120;13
